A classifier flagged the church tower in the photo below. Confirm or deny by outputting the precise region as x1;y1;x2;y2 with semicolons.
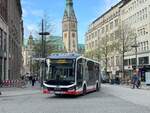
62;0;78;52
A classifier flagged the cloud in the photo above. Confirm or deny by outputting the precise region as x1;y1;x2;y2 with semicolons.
22;8;28;17
104;0;121;9
30;10;44;18
24;23;39;38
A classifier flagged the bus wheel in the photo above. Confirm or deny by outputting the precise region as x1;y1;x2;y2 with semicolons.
82;85;86;95
96;83;99;92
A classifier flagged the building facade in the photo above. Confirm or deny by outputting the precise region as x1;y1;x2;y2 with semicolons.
78;44;85;55
0;0;9;80
85;0;150;81
85;1;123;79
22;34;34;76
121;0;150;81
7;0;23;80
62;0;78;52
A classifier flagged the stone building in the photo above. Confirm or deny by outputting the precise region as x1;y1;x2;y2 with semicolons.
7;0;23;79
121;0;150;81
0;0;9;80
62;0;78;52
85;0;150;82
85;1;123;79
22;34;34;76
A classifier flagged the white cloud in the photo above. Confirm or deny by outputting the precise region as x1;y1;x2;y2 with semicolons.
104;0;121;9
22;8;28;17
24;23;38;38
30;10;44;18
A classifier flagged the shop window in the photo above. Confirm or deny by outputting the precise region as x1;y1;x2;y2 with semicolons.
139;57;149;65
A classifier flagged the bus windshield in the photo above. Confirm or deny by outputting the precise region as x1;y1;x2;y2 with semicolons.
47;59;75;83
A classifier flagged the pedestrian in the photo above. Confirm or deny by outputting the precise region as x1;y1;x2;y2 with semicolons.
131;71;139;89
32;77;36;87
29;75;33;84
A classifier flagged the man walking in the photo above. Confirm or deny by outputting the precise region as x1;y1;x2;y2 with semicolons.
131;71;139;89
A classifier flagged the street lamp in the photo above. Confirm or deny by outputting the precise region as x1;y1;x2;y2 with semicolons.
39;19;50;87
131;34;138;73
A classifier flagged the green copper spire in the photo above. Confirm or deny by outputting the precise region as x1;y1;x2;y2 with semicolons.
66;0;73;5
63;0;76;20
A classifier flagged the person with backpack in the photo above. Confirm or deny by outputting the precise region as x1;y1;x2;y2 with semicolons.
131;71;139;89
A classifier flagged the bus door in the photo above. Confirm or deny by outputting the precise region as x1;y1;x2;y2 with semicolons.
77;58;84;89
87;61;95;86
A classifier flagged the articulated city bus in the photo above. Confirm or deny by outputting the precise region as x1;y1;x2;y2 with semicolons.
43;53;101;96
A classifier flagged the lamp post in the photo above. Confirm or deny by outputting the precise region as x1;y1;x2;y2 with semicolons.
131;34;138;73
39;19;50;87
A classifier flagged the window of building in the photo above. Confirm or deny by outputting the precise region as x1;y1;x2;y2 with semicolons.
138;42;141;51
4;32;6;51
0;28;2;49
144;42;146;50
106;25;109;32
92;33;94;39
146;41;149;50
98;29;100;37
124;59;129;66
139;57;149;64
111;56;114;67
102;27;105;34
131;58;136;65
89;34;91;40
115;19;119;27
110;22;113;29
116;56;119;66
0;58;2;79
110;33;114;40
72;40;76;48
64;33;67;38
72;33;75;38
95;31;97;37
92;41;94;47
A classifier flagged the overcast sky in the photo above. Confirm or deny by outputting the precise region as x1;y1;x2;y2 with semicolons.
22;0;121;44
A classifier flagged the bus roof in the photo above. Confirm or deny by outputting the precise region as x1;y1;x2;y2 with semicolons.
47;53;81;59
47;53;100;64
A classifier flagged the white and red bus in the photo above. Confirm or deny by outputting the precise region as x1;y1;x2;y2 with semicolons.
43;53;101;96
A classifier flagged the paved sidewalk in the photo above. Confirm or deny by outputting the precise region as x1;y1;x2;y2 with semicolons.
0;83;42;97
103;84;150;108
117;82;150;90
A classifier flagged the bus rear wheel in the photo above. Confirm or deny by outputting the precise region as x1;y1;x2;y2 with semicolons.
96;83;99;91
82;85;86;95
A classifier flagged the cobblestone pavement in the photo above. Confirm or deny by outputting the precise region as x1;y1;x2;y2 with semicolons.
0;84;150;113
0;82;41;97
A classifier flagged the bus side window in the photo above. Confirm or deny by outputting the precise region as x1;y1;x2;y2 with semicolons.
95;64;99;80
87;61;95;84
77;59;83;87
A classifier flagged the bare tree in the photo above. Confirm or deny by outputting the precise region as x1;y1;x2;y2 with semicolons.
114;23;136;80
94;35;113;73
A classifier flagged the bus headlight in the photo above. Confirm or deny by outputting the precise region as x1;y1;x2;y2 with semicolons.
68;86;76;91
